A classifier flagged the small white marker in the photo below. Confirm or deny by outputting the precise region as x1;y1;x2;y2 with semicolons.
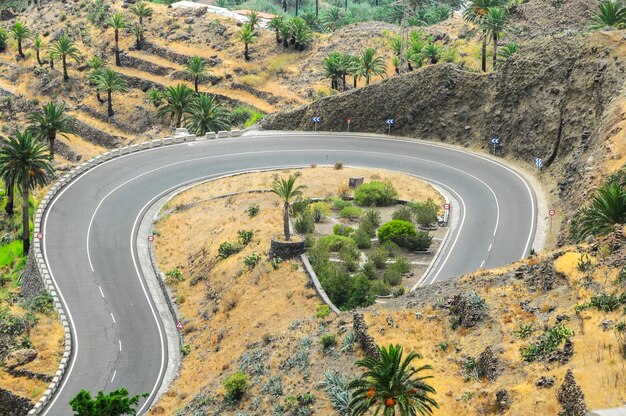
110;313;116;324
110;370;116;382
118;340;122;351
480;260;485;268
488;244;492;251
99;286;104;298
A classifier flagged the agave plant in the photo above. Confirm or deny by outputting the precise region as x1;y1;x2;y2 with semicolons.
496;42;519;67
590;0;626;29
573;180;626;241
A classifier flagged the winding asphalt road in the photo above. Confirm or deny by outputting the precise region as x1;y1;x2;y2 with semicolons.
40;132;538;414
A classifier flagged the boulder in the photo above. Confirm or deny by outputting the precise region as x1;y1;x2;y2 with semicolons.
3;349;37;370
557;369;587;416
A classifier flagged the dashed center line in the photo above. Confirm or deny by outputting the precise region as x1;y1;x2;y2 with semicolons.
110;313;116;324
480;260;486;268
98;286;104;298
488;243;493;251
110;370;116;383
118;340;122;352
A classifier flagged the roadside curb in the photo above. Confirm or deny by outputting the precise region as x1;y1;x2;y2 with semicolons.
28;128;241;415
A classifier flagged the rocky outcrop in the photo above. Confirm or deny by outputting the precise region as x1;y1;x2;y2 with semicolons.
20;247;44;299
120;54;173;77
557;369;587;416
0;388;32;416
353;312;380;360
495;389;511;414
449;291;487;328
71;118;122;148
476;346;500;381
3;349;37;370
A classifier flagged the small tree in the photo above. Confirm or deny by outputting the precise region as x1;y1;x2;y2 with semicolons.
359;48;386;85
481;7;509;69
590;0;626;29
49;35;82;81
69;388;148;416
270;175;307;241
10;21;31;58
0;28;8;53
33;36;44;65
130;1;153;29
156;83;195;128
107;12;128;66
93;68;129;117
185;93;230;136
267;16;284;42
349;344;438;416
28;101;75;159
131;25;143;50
87;56;106;103
236;23;257;61
224;372;249;402
184;55;210;94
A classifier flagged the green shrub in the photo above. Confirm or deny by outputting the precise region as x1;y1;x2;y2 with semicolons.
291;197;310;217
247;204;260;217
392;205;414;223
166;268;185;282
333;224;354;236
318;235;358;253
21;291;54;314
358;216;377;238
316;304;331;318
521;323;574;362
378;220;416;246
392;285;406;298
353;181;398;206
514;324;534;339
270;257;282;270
230;105;266;127
353;228;372;249
218;241;240;259
362;208;382;227
243;252;262;270
369;248;388;269
320;333;337;350
404;231;433;251
310;201;330;222
331;198;351;211
577;253;592;272
361;261;377;279
295;210;315;234
392;256;411;274
370;279;392;296
237;229;254;245
339;205;363;220
409;199;439;228
383;268;402;286
576;292;625;312
224;372;249;401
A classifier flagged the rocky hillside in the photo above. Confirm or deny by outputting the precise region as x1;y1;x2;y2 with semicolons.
263;30;626;237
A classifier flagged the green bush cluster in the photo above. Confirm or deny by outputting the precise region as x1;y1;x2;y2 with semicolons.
223;372;249;401
521;323;574;362
310;201;330;222
576;292;626;313
409;199;439;228
378;220;416;245
316;304;331;318
294;209;315;234
217;229;255;259
353;181;398;206
320;333;337;350
0;307;37;336
333;224;354;236
339;205;363;220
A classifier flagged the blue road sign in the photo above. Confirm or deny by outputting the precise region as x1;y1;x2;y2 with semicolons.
386;119;395;125
535;157;543;168
312;117;321;123
490;137;500;145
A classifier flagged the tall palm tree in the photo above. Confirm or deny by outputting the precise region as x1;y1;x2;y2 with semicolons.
574;181;625;241
10;21;32;58
247;10;260;30
348;344;438;416
184;55;210;94
268;16;284;43
131;24;144;50
408;39;425;69
33;36;44;65
290;17;313;51
481;7;509;69
360;48;386;86
236;23;257;61
49;35;82;81
156;83;195;128
87;56;106;103
107;12;128;66
590;0;626;29
270;175;307;241
27;102;75;159
130;1;153;28
323;6;342;31
93;69;129;117
463;0;505;72
0;131;54;254
322;51;342;90
184;93;230;136
348;55;362;88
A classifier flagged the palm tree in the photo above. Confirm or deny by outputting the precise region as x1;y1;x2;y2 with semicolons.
107;12;128;66
391;56;400;74
184;93;230;136
270;175;307;241
184;55;210;94
590;0;626;29
347;55;362;88
93;69;129;117
407;39;424;70
33;36;44;65
323;6;342;31
496;42;518;67
247;10;260;30
422;43;442;64
0;131;54;254
156;83;195;128
322;51;342;90
128;25;142;50
289;17;313;51
87;56;106;103
360;48;386;86
0;28;8;53
348;344;438;416
574;181;625;241
481;7;509;69
49;35;82;81
463;0;505;72
27;102;75;159
10;21;32;58
237;23;257;61
279;22;291;47
130;1;153;28
47;50;54;69
268;16;284;43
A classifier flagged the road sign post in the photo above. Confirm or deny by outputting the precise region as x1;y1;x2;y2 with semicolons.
347;117;352;132
176;319;184;330
535;157;543;170
548;209;555;234
386;119;394;134
36;233;43;240
312;116;321;132
148;235;155;242
490;137;500;155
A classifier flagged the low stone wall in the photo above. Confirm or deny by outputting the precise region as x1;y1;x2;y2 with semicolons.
120;54;173;77
269;236;305;259
0;388;33;416
71;118;122;148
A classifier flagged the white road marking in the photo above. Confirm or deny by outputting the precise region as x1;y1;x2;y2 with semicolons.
480;260;486;268
488;244;493;251
118;340;122;352
110;313;116;324
110;370;116;383
99;286;104;298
